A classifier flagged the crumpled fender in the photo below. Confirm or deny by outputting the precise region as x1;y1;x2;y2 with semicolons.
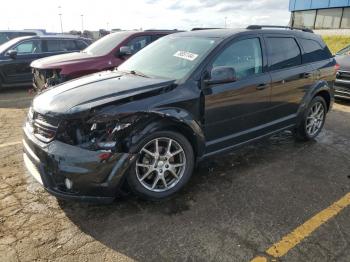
119;107;206;158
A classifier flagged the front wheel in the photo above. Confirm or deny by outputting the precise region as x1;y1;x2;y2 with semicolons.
295;96;327;141
127;131;195;200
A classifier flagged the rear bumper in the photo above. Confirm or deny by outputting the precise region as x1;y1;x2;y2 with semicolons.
23;124;136;203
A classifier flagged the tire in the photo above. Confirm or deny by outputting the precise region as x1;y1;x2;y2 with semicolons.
127;131;195;201
294;96;327;141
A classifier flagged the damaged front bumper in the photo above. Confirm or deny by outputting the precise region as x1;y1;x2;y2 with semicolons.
23;124;136;203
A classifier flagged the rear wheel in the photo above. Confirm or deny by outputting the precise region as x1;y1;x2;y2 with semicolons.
295;96;327;141
127;131;194;200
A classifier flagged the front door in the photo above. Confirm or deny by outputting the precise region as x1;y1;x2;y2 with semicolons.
203;36;271;154
2;39;44;84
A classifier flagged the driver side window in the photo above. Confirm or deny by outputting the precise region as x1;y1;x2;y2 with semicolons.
126;36;152;54
15;40;42;54
212;38;263;80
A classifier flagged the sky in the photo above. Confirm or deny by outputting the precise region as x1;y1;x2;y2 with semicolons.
1;0;290;32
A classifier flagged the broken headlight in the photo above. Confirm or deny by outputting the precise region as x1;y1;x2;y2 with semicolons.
88;122;131;150
57;119;133;151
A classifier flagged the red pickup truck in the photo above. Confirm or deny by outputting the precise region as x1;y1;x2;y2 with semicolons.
31;30;178;90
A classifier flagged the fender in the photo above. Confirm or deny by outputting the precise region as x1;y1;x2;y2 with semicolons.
118;108;206;158
296;79;333;124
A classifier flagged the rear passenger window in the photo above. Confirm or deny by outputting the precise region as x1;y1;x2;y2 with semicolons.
46;40;61;52
60;40;77;51
212;38;263;80
266;37;302;71
299;38;331;63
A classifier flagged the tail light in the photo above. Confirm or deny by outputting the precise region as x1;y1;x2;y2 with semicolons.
335;63;340;73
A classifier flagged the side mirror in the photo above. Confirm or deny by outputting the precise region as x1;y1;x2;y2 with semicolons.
204;66;237;85
118;46;132;57
7;49;18;59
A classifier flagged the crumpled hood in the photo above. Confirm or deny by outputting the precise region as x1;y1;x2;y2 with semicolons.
33;70;175;116
335;55;350;72
31;52;98;69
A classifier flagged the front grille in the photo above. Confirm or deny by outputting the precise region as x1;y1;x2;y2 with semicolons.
31;112;60;143
337;71;350;81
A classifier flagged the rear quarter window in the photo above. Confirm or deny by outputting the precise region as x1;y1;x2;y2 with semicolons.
266;37;302;71
60;40;77;51
299;38;332;63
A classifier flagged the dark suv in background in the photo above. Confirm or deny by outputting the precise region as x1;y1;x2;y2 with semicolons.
23;26;335;203
334;44;350;100
30;30;179;90
0;35;91;89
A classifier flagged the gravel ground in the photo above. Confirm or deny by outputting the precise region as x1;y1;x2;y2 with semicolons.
0;89;350;262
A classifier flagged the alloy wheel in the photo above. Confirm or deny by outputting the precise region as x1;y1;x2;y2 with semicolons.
136;137;187;192
306;101;325;137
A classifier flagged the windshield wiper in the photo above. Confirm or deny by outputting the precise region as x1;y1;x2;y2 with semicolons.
129;70;149;78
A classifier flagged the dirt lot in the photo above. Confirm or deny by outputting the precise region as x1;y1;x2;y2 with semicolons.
1;88;350;262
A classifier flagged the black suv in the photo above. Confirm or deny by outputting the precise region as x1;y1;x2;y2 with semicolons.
0;35;91;89
23;26;336;202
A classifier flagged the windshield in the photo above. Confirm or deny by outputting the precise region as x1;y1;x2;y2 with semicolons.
336;45;350;56
118;36;218;80
0;38;22;54
83;31;133;56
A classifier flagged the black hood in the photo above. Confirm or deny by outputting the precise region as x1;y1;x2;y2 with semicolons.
335;55;350;71
33;70;175;116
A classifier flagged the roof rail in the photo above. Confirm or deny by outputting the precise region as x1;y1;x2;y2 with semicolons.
191;27;223;31
246;25;314;33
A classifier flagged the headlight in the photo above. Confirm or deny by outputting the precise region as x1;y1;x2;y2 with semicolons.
90;122;132;150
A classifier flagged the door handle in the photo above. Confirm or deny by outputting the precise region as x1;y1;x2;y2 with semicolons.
303;72;312;78
256;83;270;90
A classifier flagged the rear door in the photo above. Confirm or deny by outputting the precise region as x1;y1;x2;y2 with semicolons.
1;39;44;84
203;36;272;153
264;35;314;125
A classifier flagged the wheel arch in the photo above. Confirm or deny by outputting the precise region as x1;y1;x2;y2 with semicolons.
297;80;333;119
313;89;331;112
123;109;206;159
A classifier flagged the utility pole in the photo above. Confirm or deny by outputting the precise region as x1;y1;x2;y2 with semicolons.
224;16;228;28
81;14;84;32
58;6;63;33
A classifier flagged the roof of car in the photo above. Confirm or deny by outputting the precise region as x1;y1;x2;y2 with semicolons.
172;28;318;39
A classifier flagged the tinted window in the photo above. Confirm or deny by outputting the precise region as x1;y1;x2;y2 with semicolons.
212;38;263;80
126;36;152;54
14;40;42;54
46;40;61;52
299;38;331;63
60;40;77;51
336;44;350;56
152;34;165;41
266;37;301;71
75;40;88;50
